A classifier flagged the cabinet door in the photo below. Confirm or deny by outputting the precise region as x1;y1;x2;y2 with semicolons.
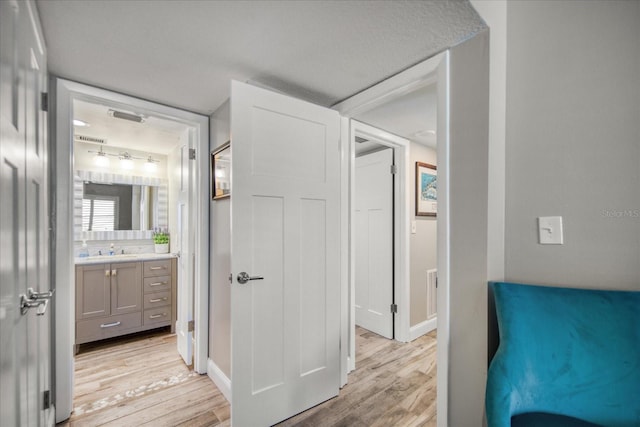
111;262;142;316
76;264;111;319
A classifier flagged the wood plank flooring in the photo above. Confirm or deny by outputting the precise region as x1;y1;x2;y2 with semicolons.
58;326;437;426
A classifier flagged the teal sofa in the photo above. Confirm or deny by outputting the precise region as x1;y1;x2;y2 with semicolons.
486;282;640;427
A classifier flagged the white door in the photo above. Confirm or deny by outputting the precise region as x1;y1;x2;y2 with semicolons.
174;135;194;365
355;148;394;339
230;81;341;426
1;0;53;425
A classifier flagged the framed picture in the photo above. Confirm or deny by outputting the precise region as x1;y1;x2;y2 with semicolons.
211;141;231;200
416;162;437;217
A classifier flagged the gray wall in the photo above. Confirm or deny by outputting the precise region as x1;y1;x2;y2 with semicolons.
409;142;437;327
209;100;231;378
504;1;640;290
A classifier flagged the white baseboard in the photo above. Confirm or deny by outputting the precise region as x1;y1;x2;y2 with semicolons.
207;358;231;403
409;317;437;341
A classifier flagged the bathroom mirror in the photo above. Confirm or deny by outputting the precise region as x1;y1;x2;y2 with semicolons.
82;182;158;231
74;170;168;241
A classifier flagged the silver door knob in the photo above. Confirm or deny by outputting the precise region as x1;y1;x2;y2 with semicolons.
237;272;264;284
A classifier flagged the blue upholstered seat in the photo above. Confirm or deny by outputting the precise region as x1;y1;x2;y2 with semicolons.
486;282;640;427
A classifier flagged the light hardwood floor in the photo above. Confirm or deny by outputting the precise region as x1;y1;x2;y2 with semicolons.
59;326;437;426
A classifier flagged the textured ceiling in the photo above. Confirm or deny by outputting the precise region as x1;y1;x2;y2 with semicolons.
37;0;485;115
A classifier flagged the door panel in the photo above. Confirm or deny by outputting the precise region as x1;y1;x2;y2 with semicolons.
231;81;341;427
0;0;51;424
174;139;193;365
355;148;394;339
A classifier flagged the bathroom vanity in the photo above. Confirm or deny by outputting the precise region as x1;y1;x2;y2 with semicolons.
75;253;177;353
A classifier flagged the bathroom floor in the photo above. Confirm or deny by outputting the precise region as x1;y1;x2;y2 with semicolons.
58;329;227;426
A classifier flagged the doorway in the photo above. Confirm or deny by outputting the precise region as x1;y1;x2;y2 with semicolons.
352;123;411;343
52;79;209;423
335;52;446;408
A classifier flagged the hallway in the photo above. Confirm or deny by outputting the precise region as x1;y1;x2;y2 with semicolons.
59;328;437;426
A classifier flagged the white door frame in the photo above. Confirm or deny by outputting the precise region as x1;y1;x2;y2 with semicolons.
51;78;210;423
334;52;450;423
351;121;410;350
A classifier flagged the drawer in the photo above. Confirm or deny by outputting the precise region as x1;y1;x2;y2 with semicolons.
144;307;171;326
76;312;142;344
143;275;171;293
143;259;171;277
143;291;171;310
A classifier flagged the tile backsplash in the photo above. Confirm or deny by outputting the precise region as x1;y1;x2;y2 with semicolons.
74;239;155;257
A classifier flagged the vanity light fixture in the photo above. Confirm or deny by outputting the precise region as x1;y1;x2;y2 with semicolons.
88;147;160;172
108;109;146;124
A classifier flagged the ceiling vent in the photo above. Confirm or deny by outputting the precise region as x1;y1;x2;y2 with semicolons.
355;136;368;143
108;109;145;123
74;134;107;145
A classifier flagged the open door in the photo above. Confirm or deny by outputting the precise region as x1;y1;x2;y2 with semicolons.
1;1;53;424
175;134;194;365
230;81;341;426
355;148;394;339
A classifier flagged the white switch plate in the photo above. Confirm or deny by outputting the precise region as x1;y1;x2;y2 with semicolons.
538;216;563;245
411;220;417;234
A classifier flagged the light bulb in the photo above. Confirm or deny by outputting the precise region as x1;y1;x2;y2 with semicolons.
94;152;109;167
119;152;134;170
144;160;158;172
120;157;134;170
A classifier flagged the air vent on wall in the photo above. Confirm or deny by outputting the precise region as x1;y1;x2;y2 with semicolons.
355;136;368;143
74;134;107;145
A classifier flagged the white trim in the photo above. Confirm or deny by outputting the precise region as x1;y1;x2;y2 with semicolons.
409;318;437;341
207;358;232;403
339;117;350;385
333;51;450;426
52;78;209;422
435;52;450;427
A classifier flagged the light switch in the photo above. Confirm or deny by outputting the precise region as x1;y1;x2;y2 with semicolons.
538;216;563;245
411;220;417;234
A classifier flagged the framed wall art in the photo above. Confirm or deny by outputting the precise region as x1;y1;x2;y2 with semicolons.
211;141;231;200
416;162;437;217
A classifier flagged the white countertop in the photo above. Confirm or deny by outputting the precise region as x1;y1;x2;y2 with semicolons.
75;252;177;265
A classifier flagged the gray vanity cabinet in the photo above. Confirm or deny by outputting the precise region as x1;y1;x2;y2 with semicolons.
75;258;175;352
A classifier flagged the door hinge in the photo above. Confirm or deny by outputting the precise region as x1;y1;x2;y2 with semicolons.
390;303;398;314
189;148;196;160
390;164;397;175
436;277;438;288
41;92;48;112
43;390;51;410
188;320;194;332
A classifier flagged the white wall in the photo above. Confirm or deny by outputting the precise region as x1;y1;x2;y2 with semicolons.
409;142;437;327
504;0;640;289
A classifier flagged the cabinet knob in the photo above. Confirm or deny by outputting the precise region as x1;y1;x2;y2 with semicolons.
105;270;110;277
111;269;117;276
